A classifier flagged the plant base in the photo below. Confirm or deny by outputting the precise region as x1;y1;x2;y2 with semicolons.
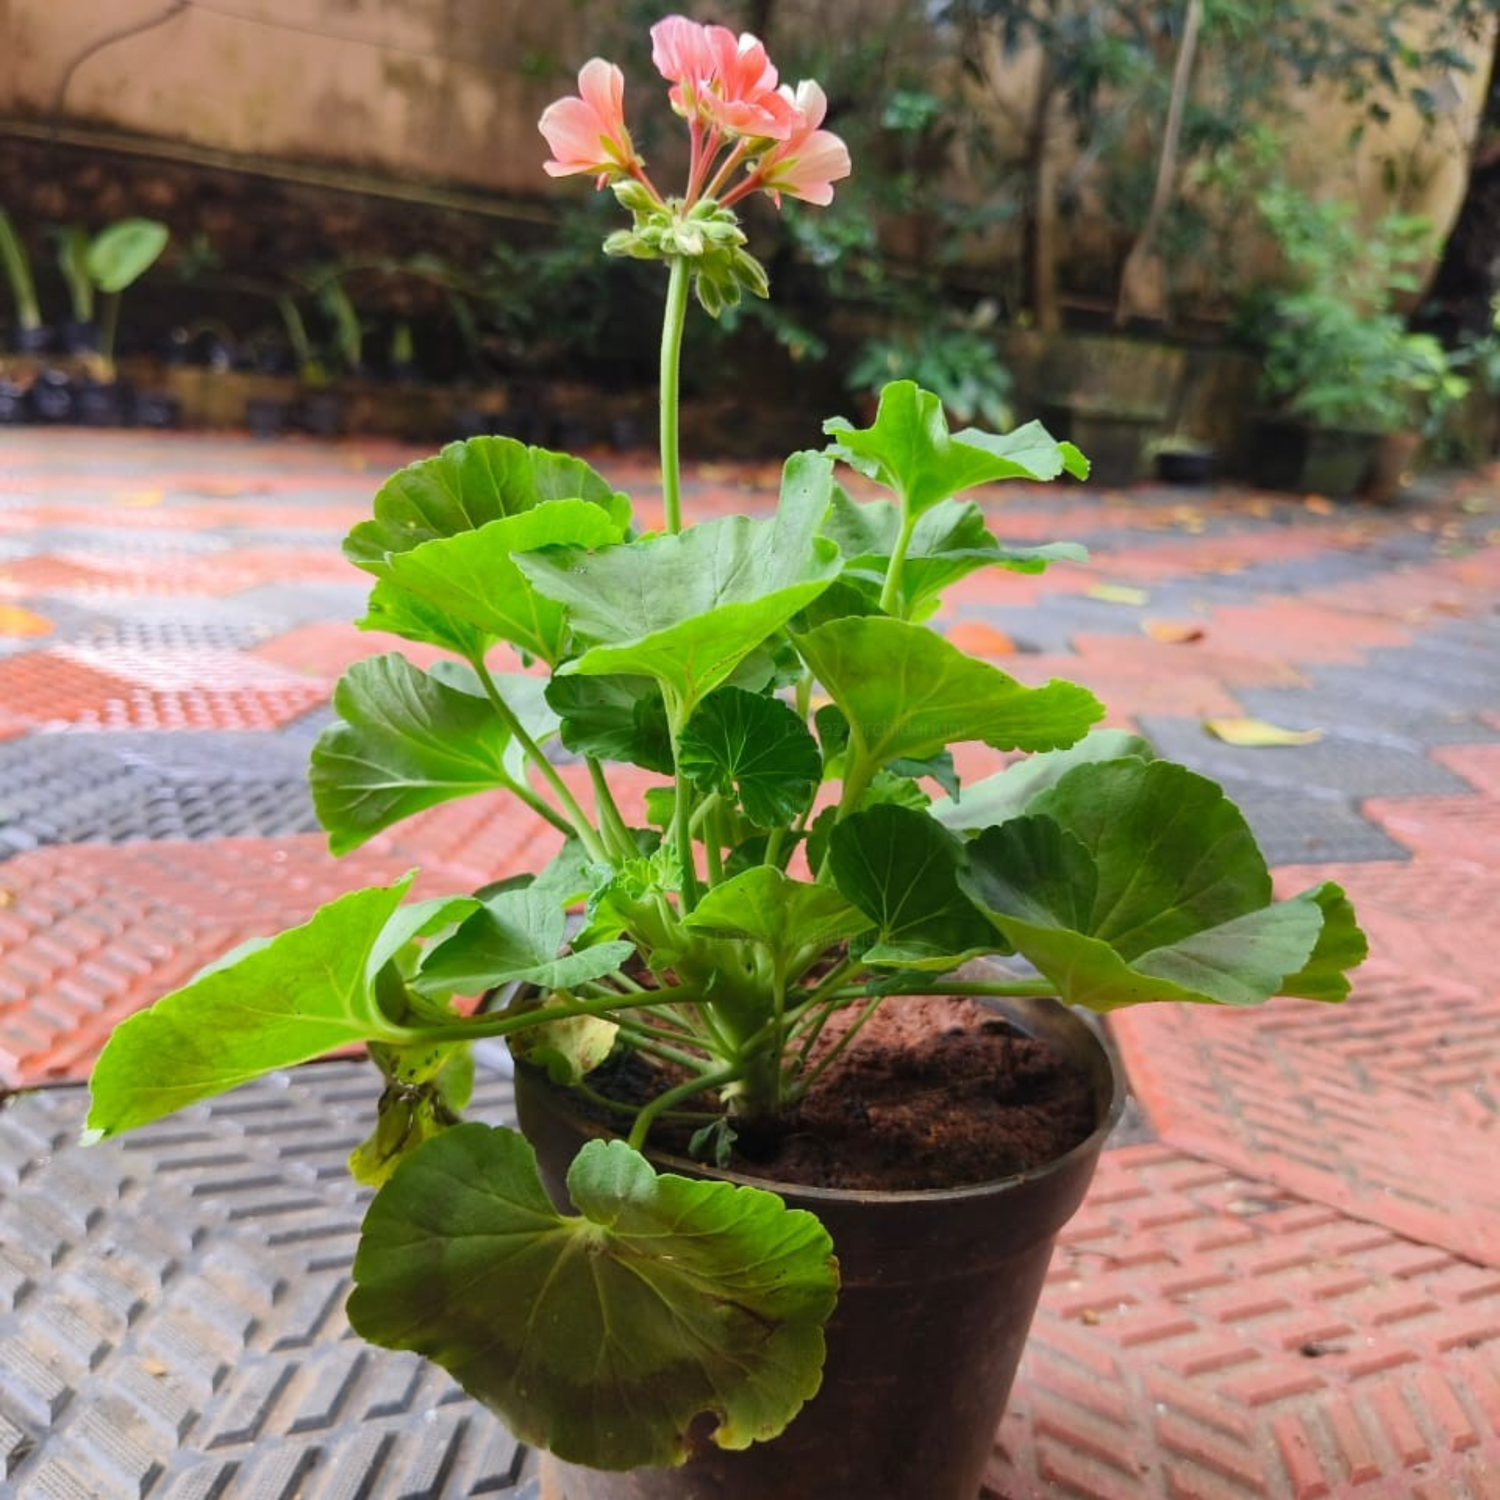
519;996;1123;1500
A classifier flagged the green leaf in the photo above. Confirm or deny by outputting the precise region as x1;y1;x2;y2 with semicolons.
311;654;523;855
86;219;169;293
415;887;633;997
519;453;841;718
795;616;1102;771
1278;882;1369;1001
828;805;998;968
1027;759;1268;956
373;500;626;666
929;730;1155;833
87;880;423;1137
679;687;822;826
824;382;1082;518
358;577;492;660
888;750;960;800
345;437;630;570
547;674;674;774
824;491;1086;617
957;761;1367;1011
348;1128;838;1470
683;867;872;978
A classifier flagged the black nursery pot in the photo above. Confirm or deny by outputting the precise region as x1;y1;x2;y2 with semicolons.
29;369;74;424
245;397;292;438
61;319;100;356
520;995;1125;1500
13;325;52;356
128;389;182;430
1154;448;1217;486
0;381;29;424
298;391;345;438
75;382;124;427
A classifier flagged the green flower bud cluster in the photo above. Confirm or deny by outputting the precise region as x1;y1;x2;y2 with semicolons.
605;186;771;317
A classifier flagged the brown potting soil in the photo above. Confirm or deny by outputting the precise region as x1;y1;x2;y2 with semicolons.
589;996;1098;1193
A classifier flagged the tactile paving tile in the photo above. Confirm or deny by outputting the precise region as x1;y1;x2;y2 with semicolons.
0;735;172;858
987;1143;1500;1500
0;1064;534;1500
0;731;320;858
1112;962;1500;1268
1138;716;1475;800
232;582;376;627
0;649;330;732
28;527;234;558
1235;680;1497;748
1212;780;1410;866
0;838;447;1087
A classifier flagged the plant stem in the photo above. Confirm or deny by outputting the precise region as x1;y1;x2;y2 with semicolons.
672;758;702;913
628;1065;740;1151
587;758;637;857
659;256;690;535
878;509;917;616
470;658;606;862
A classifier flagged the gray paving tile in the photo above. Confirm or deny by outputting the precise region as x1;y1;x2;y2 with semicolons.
1139;715;1474;800
0;1064;529;1499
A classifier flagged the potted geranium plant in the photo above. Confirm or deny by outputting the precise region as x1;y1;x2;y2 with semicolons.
87;18;1366;1500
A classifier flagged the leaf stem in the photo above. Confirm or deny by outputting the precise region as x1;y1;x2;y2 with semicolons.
659;256;690;535
628;1064;740;1151
672;758;702;913
878;508;917;616
470;658;606;861
587;758;637;858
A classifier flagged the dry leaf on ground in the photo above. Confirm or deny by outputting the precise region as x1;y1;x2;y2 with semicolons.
1204;717;1324;747
1143;619;1205;644
1087;584;1150;606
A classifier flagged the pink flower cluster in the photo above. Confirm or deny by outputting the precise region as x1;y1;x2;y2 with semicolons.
539;14;850;211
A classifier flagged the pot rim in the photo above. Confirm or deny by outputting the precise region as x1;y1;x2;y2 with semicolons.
522;995;1128;1207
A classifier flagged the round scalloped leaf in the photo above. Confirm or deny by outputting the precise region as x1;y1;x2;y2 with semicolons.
348;1127;839;1471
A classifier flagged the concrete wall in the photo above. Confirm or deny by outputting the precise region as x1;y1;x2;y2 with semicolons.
0;0;1492;271
2;0;585;196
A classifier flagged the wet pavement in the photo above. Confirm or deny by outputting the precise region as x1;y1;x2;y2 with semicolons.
0;430;1497;1498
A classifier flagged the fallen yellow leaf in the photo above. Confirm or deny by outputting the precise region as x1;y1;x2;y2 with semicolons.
0;604;53;638
116;488;164;508
1143;619;1205;644
1303;495;1336;515
1087;584;1150;606
1204;717;1324;747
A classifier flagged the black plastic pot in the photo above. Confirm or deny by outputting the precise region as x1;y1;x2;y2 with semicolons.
75;382;125;427
298;391;345;438
13;325;52;356
1154;448;1217;486
61;319;100;357
29;369;74;423
128;389;182;430
520;996;1124;1500
245;397;292;438
0;381;29;424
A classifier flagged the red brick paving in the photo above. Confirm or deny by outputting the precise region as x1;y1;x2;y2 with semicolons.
1;432;1498;1497
0;649;328;730
988;1146;1500;1499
